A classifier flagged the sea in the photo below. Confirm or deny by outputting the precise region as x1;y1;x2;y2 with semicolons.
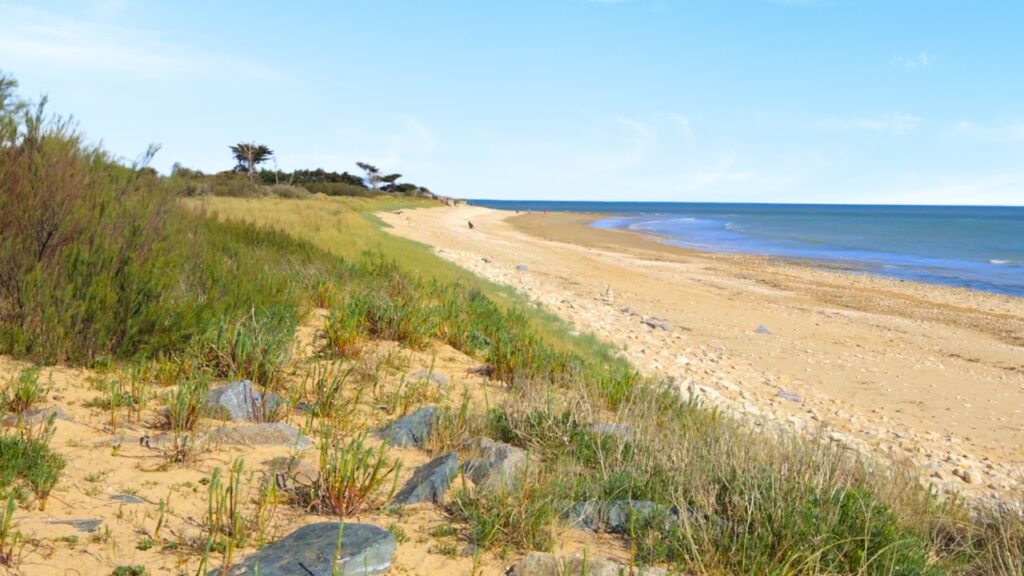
469;201;1024;298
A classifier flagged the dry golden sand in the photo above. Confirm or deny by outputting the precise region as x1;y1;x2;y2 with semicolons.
379;205;1024;501
0;310;627;575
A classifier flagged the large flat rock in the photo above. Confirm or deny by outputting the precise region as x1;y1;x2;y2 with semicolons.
211;522;395;576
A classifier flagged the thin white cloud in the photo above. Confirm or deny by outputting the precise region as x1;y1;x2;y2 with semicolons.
664;113;694;141
0;3;275;81
892;51;930;70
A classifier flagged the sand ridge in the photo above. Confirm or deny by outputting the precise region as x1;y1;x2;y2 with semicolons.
378;205;1024;501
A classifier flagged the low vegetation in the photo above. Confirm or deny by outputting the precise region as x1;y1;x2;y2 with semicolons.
0;70;1021;575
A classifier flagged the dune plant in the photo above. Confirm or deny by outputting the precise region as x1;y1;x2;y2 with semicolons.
0;496;20;567
313;430;402;517
161;376;209;464
302;361;359;422
0;368;46;415
199;308;296;390
448;471;557;553
324;299;368;359
0;418;65;508
205;458;257;574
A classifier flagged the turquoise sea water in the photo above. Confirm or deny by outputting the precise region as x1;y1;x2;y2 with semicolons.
470;201;1024;297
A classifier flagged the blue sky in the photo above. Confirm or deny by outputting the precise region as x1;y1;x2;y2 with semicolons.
2;0;1023;205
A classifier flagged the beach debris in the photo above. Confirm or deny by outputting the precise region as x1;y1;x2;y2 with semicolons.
463;437;527;491
393;452;458;505
211;522;396;576
508;552;668;576
642;316;671;331
516;264;529;272
207;422;312;449
410;369;448;387
377;406;438;447
110;494;146;505
599;285;615;304
775;390;803;403
482;256;493;263
205;380;283;422
620;306;638;316
755;325;773;335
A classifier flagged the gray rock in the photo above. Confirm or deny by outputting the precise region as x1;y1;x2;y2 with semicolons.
377;406;437;448
563;500;679;534
508;552;668;576
48;519;102;533
588;423;635;440
211;522;395;576
463;438;527;491
410;369;448;387
205;380;283;422
641;317;670;331
755;325;773;335
775;390;803;403
207;423;312;449
393;453;458;505
111;494;146;504
2;405;73;428
516;264;529;272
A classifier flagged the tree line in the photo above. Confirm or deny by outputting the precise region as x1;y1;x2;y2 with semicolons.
207;142;433;196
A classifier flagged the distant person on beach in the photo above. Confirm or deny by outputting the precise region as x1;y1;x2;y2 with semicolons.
468;221;474;229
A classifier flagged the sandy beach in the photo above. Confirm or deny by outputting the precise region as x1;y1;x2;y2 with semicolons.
380;205;1024;500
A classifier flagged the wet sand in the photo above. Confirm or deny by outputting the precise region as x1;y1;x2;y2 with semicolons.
379;205;1024;500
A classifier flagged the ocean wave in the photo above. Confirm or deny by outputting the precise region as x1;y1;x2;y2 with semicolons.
990;259;1013;265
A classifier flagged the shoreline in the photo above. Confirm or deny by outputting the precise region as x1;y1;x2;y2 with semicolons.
380;205;1024;502
519;209;1024;307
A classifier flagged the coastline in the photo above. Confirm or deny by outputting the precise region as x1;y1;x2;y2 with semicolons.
379;205;1024;501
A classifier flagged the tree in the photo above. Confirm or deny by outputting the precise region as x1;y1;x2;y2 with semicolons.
230;142;273;179
380;173;402;187
356;162;381;189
